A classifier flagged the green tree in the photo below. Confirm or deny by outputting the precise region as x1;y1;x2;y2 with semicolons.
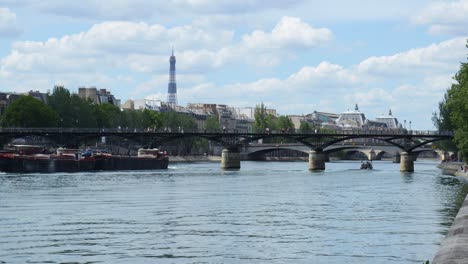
48;85;97;127
254;103;276;133
204;115;220;132
121;109;144;129
142;109;163;130
254;103;268;133
2;95;59;127
162;111;197;132
69;94;97;127
432;93;455;132
299;122;313;133
276;115;294;133
432;93;458;151
93;103;121;128
434;40;468;159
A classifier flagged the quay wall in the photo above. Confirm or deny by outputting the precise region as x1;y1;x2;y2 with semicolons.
433;162;468;264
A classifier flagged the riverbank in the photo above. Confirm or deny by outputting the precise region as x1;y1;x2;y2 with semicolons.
433;162;468;263
170;155;221;163
433;192;468;263
437;162;468;178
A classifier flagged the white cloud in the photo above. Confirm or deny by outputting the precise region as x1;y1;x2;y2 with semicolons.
0;21;235;75
349;88;393;108
288;62;359;87
173;37;464;129
412;0;468;35
0;8;21;37
0;15;333;80
242;16;333;50
356;37;466;78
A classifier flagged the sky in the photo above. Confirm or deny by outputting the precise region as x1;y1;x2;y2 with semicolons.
0;0;467;130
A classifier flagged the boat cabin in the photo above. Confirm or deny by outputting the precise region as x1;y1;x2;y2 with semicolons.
138;148;162;158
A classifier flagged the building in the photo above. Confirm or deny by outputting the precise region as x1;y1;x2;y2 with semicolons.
311;111;339;125
27;90;48;104
336;104;368;128
120;99;135;110
0;93;19;115
167;49;177;107
185;103;253;133
78;87;120;107
288;115;313;131
186;103;217;116
375;109;400;129
121;99;164;111
236;107;255;120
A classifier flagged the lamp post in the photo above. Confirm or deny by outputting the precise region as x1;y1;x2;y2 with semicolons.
404;120;406;129
409;121;412;130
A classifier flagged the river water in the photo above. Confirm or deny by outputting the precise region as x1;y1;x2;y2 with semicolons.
0;160;467;264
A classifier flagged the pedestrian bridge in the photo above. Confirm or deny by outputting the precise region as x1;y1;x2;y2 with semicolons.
0;128;453;172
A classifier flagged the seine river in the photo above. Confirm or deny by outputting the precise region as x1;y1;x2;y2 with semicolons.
0;160;467;263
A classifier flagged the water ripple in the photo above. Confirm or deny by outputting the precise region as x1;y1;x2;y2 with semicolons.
0;160;466;263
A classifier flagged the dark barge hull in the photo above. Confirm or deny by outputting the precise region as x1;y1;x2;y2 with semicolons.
0;156;169;173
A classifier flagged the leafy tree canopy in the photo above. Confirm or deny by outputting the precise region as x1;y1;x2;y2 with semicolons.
254;103;276;133
433;40;468;158
276;115;294;132
2;95;58;127
204;115;220;132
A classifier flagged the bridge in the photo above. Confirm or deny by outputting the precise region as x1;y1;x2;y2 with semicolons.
243;143;445;161
0;128;453;172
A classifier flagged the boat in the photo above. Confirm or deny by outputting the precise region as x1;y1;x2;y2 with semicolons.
360;160;373;170
0;145;169;173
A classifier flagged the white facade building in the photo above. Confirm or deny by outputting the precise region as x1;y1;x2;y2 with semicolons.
336;104;367;128
375;109;400;129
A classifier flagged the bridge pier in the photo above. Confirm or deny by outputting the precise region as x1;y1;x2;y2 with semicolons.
400;152;415;172
221;149;240;170
309;150;326;171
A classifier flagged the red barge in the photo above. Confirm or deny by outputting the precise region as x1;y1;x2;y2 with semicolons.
0;146;169;173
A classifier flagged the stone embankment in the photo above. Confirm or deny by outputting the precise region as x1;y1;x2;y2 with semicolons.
169;155;221;163
433;162;468;264
437;162;468;178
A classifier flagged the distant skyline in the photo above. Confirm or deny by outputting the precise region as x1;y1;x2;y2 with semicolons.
0;0;467;129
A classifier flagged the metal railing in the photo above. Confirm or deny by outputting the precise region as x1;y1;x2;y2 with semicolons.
0;127;453;136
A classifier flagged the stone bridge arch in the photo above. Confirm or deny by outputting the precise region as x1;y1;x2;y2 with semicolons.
244;147;309;160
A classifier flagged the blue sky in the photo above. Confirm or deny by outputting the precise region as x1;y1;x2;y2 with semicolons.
0;0;467;129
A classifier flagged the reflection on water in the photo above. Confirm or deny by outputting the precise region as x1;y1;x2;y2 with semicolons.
0;160;466;264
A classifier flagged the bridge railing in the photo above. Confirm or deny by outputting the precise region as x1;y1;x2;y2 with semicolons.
0;127;453;136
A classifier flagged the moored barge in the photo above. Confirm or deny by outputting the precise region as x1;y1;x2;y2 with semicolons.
0;146;168;173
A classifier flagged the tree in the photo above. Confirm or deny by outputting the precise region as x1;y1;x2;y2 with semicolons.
161;111;197;132
276;116;294;133
254;103;276;132
254;103;268;133
432;93;455;132
121;109;144;128
142;109;162;130
434;40;468;159
48;85;73;127
48;85;97;127
432;93;458;151
2;95;59;127
204;115;220;132
299;122;313;133
69;94;97;127
93;103;121;128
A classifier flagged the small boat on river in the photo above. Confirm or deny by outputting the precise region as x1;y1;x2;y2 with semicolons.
360;160;373;170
